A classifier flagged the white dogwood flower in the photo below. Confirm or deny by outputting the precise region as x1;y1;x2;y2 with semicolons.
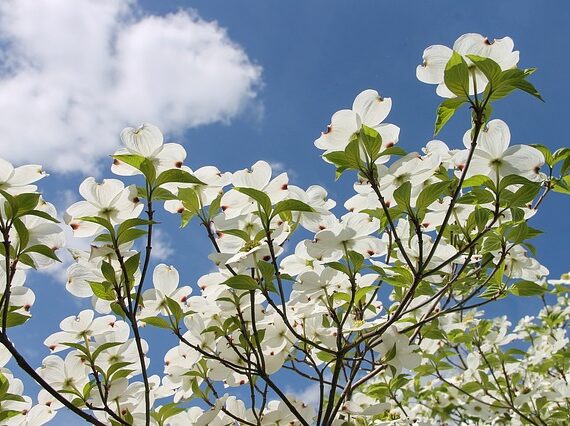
0;158;46;195
460;119;544;182
112;123;187;176
315;89;399;157
64;177;143;237
417;33;519;97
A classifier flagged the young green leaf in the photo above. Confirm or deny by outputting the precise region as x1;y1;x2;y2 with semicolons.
155;169;205;187
434;97;467;135
509;280;547;296
465;55;502;84
272;199;314;217
393;181;412;211
443;51;470;97
358;124;382;162
223;275;259;291
235;187;272;216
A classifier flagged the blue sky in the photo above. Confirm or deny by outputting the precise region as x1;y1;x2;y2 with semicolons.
3;0;570;422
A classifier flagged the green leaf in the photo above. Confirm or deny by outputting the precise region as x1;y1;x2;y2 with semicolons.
13;218;29;250
326;261;349;275
106;361;133;378
257;260;275;287
358;124;382;162
158;403;186;421
222;275;259;291
140;316;172;329
510;74;543;101
1;312;30;328
15;193;40;212
180;210;194;228
323;151;352;170
348;250;364;272
434;97;467;135
553;147;570;166
0;393;25;403
155;169;205;187
499;174;535;191
165;297;184;324
94;233;111;243
506;221;542;244
208;193;222;219
178;188;201;213
117;218;154;235
344;138;363;170
384;266;414;288
504;182;541;207
378;146;407;158
272;199;314;217
77;216;114;234
89;281;116;301
22;244;61;262
457;188;495;205
389;374;411;391
140;158;157;183
217;229;249;242
354;285;376;304
110;302;127;319
117;228;147;245
0;189;17;217
113;154;146;170
461;381;482;394
510;280;546;297
235;187;272;216
60;342;90;357
137;185;148;200
462;174;495;190
393;181;412;210
473;206;492;233
0;410;23;422
17;253;36;269
482;232;503;253
151;187;177;201
383;343;398;363
466;55;502;84
553;175;570;194
415;180;451;215
490;68;543;101
101;261;116;284
124;252;141;279
91;341;123;361
220;229;252;243
444;51;470;97
0;371;9;396
19;209;59;223
491;260;505;287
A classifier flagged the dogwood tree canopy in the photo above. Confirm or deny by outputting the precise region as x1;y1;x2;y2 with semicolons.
0;33;569;426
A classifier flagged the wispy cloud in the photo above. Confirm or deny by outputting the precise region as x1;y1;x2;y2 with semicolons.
268;161;298;181
286;382;321;408
0;0;262;173
149;229;174;261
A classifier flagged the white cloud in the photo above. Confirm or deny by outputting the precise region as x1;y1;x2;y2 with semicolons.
268;161;297;180
288;382;321;408
0;0;262;173
149;229;174;261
